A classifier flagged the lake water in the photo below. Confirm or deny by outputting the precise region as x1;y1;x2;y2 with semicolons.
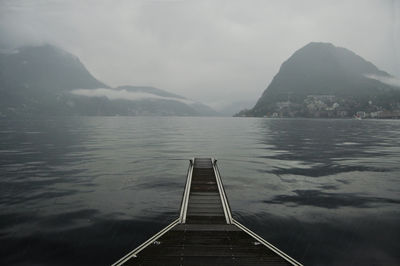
1;117;399;265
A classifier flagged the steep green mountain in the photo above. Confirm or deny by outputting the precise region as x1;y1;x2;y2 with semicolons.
0;45;107;91
0;45;217;116
238;42;400;118
0;45;107;115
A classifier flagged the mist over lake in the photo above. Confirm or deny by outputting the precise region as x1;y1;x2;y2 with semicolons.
1;117;399;265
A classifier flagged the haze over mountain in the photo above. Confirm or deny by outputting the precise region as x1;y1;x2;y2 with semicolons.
0;45;217;117
237;42;400;118
214;100;257;117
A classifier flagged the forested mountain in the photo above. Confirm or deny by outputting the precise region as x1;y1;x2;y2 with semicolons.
237;42;400;118
0;45;217;117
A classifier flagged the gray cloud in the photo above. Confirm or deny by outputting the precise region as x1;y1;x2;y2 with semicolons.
366;74;400;88
71;88;195;104
1;0;399;109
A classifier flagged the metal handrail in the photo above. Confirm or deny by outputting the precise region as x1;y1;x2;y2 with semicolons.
178;158;194;223
212;158;233;224
216;161;233;222
112;218;180;266
232;219;303;266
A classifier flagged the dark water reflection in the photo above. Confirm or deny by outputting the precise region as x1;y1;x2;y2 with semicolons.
0;117;399;265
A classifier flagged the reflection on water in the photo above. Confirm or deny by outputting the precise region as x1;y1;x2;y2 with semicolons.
0;117;399;265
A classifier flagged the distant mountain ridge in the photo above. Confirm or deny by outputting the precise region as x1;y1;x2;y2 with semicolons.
237;42;400;118
0;45;217;116
116;85;186;99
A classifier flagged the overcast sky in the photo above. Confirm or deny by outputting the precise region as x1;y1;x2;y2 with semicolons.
1;0;399;110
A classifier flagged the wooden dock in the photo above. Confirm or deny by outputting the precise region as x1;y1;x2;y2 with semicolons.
113;158;302;266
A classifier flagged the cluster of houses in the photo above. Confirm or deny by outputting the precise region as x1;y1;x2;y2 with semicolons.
268;95;400;119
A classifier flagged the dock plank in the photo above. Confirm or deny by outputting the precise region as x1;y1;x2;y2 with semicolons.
114;158;300;266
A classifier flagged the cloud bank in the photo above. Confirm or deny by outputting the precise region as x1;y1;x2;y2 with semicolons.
71;88;195;104
366;74;400;88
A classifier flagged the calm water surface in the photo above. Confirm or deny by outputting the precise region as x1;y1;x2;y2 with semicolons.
1;117;399;265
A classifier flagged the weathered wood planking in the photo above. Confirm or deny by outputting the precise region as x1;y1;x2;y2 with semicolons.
113;158;302;266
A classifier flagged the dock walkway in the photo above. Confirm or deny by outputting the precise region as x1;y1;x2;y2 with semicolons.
113;158;302;266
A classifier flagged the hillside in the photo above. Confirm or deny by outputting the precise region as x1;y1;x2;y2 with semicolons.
237;42;400;118
0;45;217;117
